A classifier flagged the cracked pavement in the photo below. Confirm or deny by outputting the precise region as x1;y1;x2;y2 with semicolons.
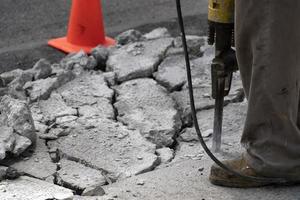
0;28;300;200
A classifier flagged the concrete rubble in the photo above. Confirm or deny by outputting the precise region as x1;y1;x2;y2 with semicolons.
57;159;107;192
114;78;182;147
3;139;57;180
107;37;173;82
0;28;298;200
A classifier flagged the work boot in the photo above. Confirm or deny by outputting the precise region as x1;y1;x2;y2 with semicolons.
209;157;292;188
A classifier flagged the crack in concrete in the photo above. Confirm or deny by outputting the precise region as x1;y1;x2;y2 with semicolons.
58;151;114;183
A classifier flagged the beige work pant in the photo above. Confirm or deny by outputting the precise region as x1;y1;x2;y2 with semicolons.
236;1;300;179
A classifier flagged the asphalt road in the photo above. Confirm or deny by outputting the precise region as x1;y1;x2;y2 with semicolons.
0;0;208;73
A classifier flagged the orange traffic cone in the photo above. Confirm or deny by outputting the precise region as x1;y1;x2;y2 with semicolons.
48;0;115;53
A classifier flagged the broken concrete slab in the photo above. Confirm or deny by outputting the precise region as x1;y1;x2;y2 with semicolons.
0;176;73;200
57;159;107;192
114;78;182;147
38;92;77;122
0;95;36;143
57;73;114;107
24;77;59;102
107;38;173;83
143;27;171;40
24;68;75;102
49;119;158;179
154;55;187;92
54;73;115;123
3;139;56;180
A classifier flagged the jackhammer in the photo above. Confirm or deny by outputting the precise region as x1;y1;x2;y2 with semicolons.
175;0;287;183
208;0;237;152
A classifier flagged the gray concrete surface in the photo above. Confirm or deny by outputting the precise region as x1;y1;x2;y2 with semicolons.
0;0;208;73
1;31;299;200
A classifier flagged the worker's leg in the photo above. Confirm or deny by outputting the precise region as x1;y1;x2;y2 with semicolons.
236;0;300;179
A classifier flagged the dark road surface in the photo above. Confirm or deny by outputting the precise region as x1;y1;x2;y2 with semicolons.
0;0;208;73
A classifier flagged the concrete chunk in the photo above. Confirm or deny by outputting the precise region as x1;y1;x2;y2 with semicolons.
0;126;15;159
57;159;107;191
115;78;182;147
115;29;143;45
12;134;32;156
154;55;187;92
38;92;77;121
3;139;56;180
0;176;73;200
58;73;114;107
31;58;52;80
0;96;36;143
107;38;173;82
49;119;158;179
